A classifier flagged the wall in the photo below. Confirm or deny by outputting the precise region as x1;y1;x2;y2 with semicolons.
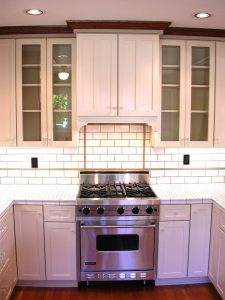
0;124;224;185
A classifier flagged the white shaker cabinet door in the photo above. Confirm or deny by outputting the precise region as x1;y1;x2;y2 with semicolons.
157;221;189;279
76;34;117;116
45;222;77;280
188;204;212;277
119;34;160;117
0;39;16;146
14;205;46;280
216;228;225;298
208;206;220;285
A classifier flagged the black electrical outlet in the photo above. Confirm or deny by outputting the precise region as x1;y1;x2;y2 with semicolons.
183;154;190;165
31;157;38;168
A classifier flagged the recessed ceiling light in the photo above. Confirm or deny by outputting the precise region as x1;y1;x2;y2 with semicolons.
194;12;211;19
26;9;44;15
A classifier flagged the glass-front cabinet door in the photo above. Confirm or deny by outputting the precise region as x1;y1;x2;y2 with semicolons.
159;40;186;147
16;39;47;146
47;39;76;147
185;41;215;147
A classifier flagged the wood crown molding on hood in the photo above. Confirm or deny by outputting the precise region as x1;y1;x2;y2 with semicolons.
66;20;171;31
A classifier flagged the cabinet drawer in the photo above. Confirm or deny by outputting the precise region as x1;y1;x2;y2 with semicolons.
0;207;13;240
219;210;225;233
44;205;75;222
160;205;190;221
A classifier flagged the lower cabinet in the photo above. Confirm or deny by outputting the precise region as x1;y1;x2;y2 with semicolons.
14;205;46;280
44;205;76;281
14;204;77;284
158;220;189;278
0;207;17;300
209;205;225;299
157;203;212;281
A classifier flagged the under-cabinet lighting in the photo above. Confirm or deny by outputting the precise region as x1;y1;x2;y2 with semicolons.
26;9;44;15
194;12;211;19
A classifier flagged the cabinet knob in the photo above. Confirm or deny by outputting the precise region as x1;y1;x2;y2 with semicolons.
118;106;123;110
112;106;117;110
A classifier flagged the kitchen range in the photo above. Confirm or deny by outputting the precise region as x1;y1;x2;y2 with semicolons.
76;171;159;282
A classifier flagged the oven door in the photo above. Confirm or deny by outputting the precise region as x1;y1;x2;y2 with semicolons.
80;220;155;272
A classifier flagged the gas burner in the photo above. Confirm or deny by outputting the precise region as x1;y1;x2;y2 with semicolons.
124;183;156;198
80;184;108;198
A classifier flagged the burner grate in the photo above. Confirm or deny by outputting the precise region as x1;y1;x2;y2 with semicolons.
124;183;156;198
80;184;108;198
108;183;126;198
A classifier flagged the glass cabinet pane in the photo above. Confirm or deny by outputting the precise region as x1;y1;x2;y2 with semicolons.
23;112;41;141
162;87;179;110
190;46;210;141
22;45;42;142
190;113;208;141
51;44;72;142
22;45;40;64
161;112;179;141
162;46;180;65
161;45;180;142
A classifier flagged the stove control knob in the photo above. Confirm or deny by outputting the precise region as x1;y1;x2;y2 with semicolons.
146;206;154;215
82;207;90;215
132;206;140;215
97;207;105;215
117;207;125;215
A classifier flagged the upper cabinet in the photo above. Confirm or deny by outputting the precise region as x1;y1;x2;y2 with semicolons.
16;38;77;147
214;42;225;147
118;34;159;116
76;33;160;117
16;39;47;147
157;40;215;147
76;34;117;116
0;39;16;147
47;39;76;147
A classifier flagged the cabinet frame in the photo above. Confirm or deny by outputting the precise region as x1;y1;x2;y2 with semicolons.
47;38;77;147
16;39;47;147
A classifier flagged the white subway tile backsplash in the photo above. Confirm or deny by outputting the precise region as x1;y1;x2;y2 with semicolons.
0;124;225;185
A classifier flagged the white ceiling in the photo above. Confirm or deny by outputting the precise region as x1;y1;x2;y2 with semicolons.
1;0;225;29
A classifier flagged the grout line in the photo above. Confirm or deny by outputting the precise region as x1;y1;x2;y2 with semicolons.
143;124;146;169
1;167;225;171
83;125;87;169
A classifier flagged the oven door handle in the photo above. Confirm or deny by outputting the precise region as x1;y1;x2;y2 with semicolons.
80;224;156;229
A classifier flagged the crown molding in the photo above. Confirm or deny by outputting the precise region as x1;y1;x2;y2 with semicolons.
164;27;225;38
67;20;171;31
0;26;72;35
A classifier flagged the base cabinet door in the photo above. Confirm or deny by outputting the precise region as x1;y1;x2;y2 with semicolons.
14;205;45;280
157;221;189;278
188;204;212;277
216;229;225;298
45;222;76;280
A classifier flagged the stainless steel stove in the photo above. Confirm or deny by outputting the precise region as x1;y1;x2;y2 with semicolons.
76;171;159;282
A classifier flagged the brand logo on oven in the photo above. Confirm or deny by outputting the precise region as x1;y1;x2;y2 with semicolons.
85;261;96;265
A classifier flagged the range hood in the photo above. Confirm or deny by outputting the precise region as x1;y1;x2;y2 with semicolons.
76;116;160;133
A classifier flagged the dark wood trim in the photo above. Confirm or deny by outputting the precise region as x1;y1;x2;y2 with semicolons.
164;26;225;37
0;26;72;35
67;20;171;31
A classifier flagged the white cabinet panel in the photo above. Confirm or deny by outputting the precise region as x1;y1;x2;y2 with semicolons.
77;34;117;116
44;222;76;280
217;228;225;298
188;204;211;277
208;206;220;285
160;204;190;221
157;220;189;279
214;42;225;147
44;205;75;222
119;34;159;116
14;205;45;280
0;39;16;146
